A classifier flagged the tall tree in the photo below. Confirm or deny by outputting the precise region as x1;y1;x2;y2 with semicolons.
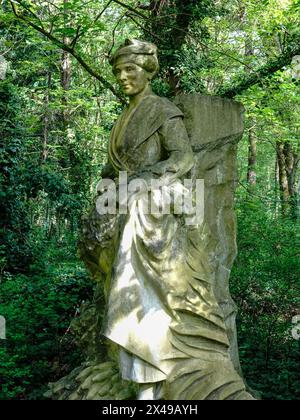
8;0;300;100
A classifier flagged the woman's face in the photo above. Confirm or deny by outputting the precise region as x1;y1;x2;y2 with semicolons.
113;60;149;96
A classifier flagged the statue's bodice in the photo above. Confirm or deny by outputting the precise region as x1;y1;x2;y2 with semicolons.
110;117;163;173
108;94;189;176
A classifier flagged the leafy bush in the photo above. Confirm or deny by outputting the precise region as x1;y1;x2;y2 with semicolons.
231;194;300;400
0;237;93;400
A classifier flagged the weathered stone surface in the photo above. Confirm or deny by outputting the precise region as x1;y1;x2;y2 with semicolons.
175;94;244;374
175;94;244;149
45;360;136;400
46;93;254;400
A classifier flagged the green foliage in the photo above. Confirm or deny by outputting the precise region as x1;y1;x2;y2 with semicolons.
0;79;34;271
231;193;300;400
0;13;103;399
0;0;299;400
0;236;93;400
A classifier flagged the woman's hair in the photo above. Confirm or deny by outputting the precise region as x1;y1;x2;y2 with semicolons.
109;39;159;78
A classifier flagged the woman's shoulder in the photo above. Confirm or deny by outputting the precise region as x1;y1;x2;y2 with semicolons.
145;94;184;119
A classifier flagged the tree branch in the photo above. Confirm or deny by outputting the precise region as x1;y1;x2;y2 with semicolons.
9;1;126;105
218;41;300;98
13;0;45;29
127;13;164;43
107;11;128;56
94;0;114;23
112;0;148;20
69;25;82;49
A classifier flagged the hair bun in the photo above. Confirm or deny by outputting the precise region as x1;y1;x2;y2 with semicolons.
109;39;158;65
109;39;159;78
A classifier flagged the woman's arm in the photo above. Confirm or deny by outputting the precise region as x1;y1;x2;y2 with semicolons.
151;117;194;179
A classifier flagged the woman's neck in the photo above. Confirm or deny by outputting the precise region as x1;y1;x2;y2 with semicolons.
129;85;153;109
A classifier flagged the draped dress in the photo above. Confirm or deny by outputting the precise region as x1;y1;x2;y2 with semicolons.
101;94;195;383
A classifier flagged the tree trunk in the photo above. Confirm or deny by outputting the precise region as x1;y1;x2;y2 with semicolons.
61;49;71;92
274;155;280;218
240;4;257;188
247;124;257;186
42;71;51;162
144;0;203;94
61;0;71;127
283;142;300;218
276;141;290;217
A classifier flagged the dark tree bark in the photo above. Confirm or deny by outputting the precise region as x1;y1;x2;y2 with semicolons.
140;0;205;94
218;41;300;98
239;3;257;188
244;22;257;187
283;142;300;218
61;49;71;92
276;141;290;217
247;125;257;186
42;71;51;162
61;0;71;127
274;155;280;217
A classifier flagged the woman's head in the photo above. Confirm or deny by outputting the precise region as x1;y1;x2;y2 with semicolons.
110;39;159;94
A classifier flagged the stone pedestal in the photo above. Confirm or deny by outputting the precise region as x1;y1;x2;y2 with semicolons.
175;94;244;373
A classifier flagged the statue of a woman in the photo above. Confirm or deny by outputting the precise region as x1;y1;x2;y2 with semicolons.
80;39;254;401
101;39;194;399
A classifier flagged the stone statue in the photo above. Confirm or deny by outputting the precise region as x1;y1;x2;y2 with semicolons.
46;39;255;400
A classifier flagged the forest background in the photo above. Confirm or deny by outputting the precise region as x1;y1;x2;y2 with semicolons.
0;0;299;400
